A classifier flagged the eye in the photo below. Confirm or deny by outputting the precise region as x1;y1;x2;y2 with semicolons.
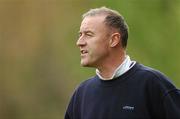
79;32;82;37
86;33;92;37
86;32;94;37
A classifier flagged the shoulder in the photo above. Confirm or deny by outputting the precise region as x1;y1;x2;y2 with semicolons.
135;63;178;96
73;76;98;94
136;63;173;84
78;76;97;88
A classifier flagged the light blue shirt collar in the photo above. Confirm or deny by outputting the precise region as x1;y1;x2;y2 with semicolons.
96;55;136;80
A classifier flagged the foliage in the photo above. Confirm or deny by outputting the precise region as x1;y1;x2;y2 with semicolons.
0;0;179;118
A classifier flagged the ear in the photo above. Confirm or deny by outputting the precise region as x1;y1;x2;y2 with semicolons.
109;33;121;47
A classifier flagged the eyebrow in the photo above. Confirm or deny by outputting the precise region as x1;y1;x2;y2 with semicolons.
79;30;95;35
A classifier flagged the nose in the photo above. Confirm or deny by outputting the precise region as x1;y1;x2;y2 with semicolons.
76;36;86;47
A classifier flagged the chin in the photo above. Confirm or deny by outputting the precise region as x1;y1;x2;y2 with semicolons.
81;63;89;67
81;61;92;67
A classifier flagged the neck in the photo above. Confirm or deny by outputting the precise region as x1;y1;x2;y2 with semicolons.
97;51;126;79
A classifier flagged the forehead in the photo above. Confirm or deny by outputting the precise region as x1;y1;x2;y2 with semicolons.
80;15;107;31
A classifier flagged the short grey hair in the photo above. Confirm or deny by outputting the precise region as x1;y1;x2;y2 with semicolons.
82;7;129;48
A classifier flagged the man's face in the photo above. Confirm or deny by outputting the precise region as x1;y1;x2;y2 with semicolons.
77;15;111;68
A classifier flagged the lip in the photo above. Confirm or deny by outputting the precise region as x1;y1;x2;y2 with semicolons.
80;50;88;56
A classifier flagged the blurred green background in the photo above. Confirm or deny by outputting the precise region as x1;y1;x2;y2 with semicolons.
0;0;179;119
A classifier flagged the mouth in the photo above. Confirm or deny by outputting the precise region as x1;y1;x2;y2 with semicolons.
80;50;88;55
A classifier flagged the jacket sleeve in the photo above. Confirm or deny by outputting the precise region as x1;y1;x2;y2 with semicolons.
64;112;70;119
146;70;180;119
163;89;180;118
64;92;75;119
64;88;81;119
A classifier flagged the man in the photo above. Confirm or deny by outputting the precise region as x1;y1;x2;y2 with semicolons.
65;7;180;119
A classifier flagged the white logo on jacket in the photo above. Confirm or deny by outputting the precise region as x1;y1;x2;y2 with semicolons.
122;106;134;110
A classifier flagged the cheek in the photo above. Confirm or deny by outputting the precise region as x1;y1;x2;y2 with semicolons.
90;42;109;58
88;36;110;56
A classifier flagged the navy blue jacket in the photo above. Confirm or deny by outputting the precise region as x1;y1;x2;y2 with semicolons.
65;63;180;119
